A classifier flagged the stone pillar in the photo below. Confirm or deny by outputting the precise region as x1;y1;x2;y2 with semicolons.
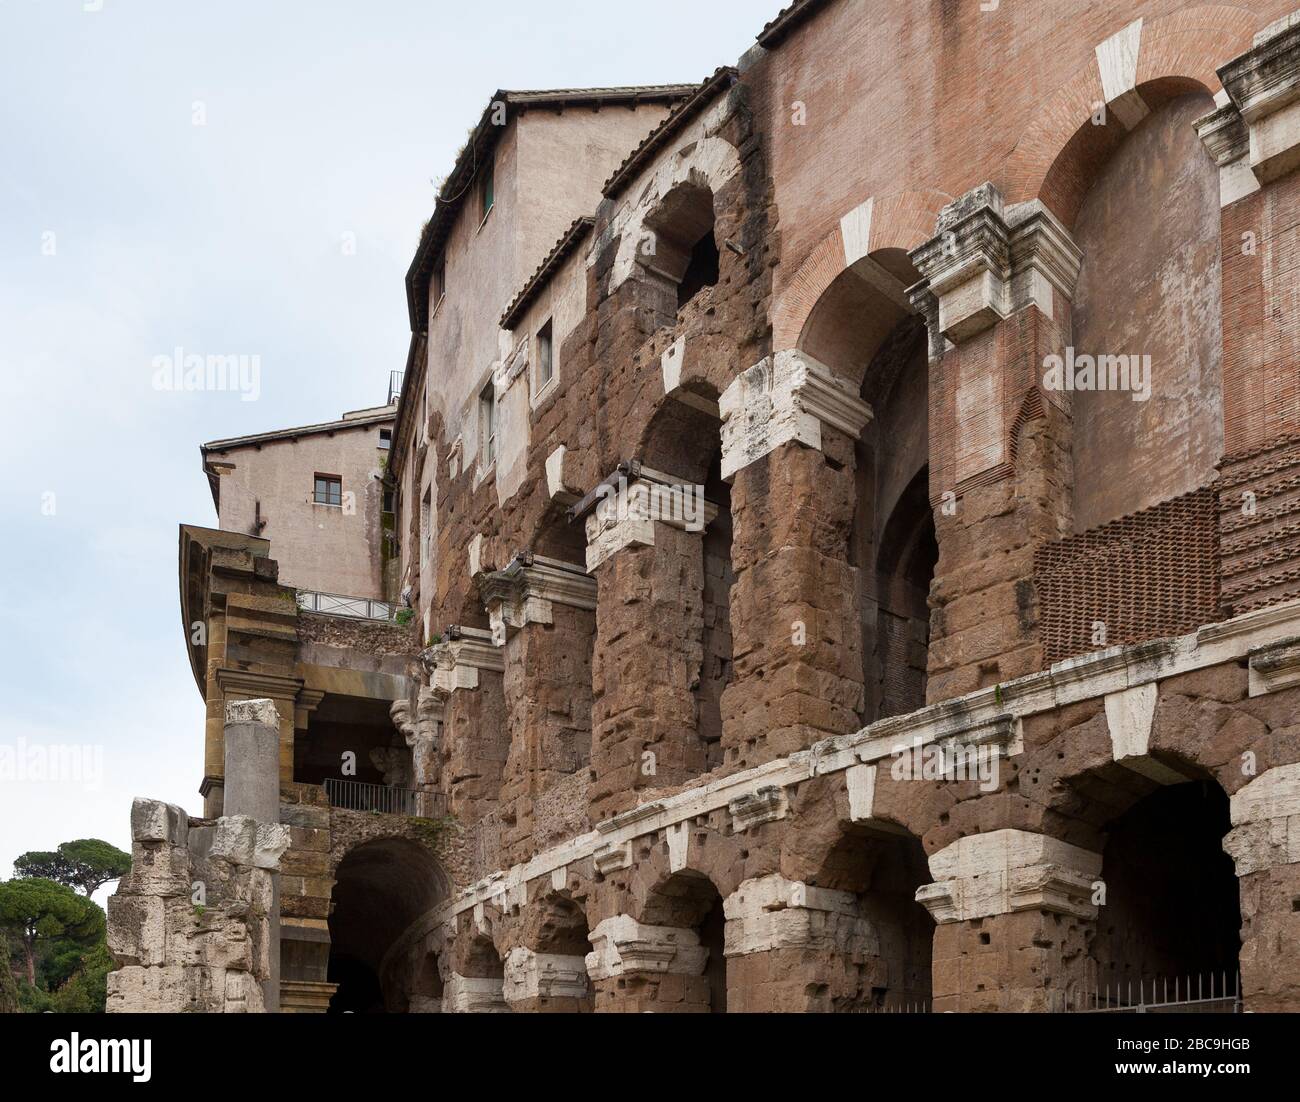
917;829;1100;1012
585;915;711;1013
1195;20;1300;615
717;351;873;771
480;553;597;858
222;698;283;1012
390;685;444;817
424;627;507;822
1222;763;1300;1011
909;184;1081;701
723;874;881;1012
502;947;591;1012
585;474;719;819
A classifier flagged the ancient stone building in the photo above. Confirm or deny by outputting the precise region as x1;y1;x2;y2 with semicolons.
111;0;1300;1013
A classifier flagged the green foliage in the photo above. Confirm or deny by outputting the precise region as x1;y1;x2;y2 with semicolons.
49;943;112;1014
0;878;104;989
14;838;130;896
395;608;415;626
0;941;18;1014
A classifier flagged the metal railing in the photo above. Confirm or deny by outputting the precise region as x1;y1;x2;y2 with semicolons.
323;778;448;819
1055;971;1241;1014
296;590;394;622
325;778;418;816
388;370;404;406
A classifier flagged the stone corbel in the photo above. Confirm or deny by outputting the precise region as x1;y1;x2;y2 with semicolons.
478;551;596;644
503;947;590;1002
584;915;709;981
718;350;873;480
1214;15;1300;186
916;829;1102;924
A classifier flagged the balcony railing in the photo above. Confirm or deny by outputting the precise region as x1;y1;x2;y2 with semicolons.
387;370;404;406
297;590;394;622
323;778;447;819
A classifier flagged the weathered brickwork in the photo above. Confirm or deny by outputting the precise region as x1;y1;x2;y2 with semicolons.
114;0;1300;1014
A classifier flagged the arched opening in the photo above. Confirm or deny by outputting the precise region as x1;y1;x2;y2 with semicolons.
874;467;938;719
802;249;933;724
639;399;733;772
642;180;719;318
534;895;591;957
815;823;935;1011
327;838;447;1013
1059;87;1223;531
1085;779;1241;1006
643;870;728;1013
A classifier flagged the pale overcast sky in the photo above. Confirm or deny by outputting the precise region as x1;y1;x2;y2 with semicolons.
0;0;766;898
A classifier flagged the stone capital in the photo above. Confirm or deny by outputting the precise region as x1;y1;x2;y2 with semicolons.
421;627;504;697
718;350;873;480
909;183;1080;344
917;829;1102;923
442;972;510;1013
722;874;878;957
584;475;720;571
585;915;709;981
478;552;597;642
502;947;590;1002
1216;16;1300;184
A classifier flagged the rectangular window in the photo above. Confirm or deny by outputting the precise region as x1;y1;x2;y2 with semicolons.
480;383;497;466
433;257;446;306
382;490;395;514
537;320;554;389
379;428;391;450
480;161;494;221
313;475;342;507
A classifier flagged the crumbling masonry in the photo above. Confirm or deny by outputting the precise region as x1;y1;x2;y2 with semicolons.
113;0;1300;1012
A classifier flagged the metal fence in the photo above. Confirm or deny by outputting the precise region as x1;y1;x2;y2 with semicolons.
325;778;418;816
296;590;394;622
1055;970;1241;1014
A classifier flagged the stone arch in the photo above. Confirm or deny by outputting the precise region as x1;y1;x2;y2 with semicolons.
1004;6;1256;221
607;135;743;299
326;836;449;1013
772;189;950;355
640;868;729;1013
635;397;734;770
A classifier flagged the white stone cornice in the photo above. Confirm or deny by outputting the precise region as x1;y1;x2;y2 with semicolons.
718;350;873;480
727;785;787;832
585;915;709;981
405;599;1300;941
918;830;1102;923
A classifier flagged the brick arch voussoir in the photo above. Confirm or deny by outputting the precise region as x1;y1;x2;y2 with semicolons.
772;189;949;354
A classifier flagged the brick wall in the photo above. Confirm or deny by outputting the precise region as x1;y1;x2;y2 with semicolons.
1035;486;1220;666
